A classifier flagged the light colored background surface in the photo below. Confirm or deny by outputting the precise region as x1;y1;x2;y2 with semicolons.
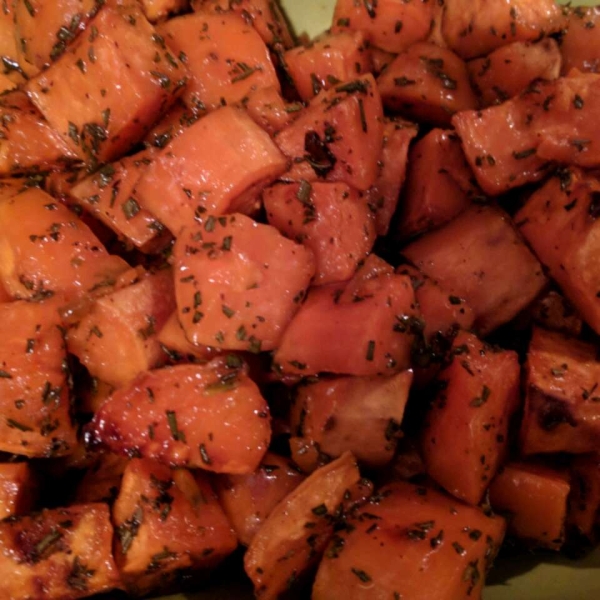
161;1;600;598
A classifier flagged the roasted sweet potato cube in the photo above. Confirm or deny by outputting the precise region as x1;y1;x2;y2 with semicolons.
0;299;77;458
157;312;220;361
332;0;432;53
422;331;520;505
264;181;375;285
66;269;176;388
275;74;384;191
489;462;570;550
244;452;361;600
568;454;600;541
0;503;120;599
516;168;600;335
402;205;547;335
88;362;271;473
174;214;315;351
244;86;296;135
26;2;187;165
214;452;305;546
140;0;188;22
284;31;371;102
520;328;600;455
290;371;412;471
313;481;506;600
468;39;561;107
113;458;237;594
158;12;279;111
0;463;35;519
143;100;203;149
442;0;565;60
560;6;600;75
398;128;476;240
75;452;128;504
378;42;477;126
134;106;287;234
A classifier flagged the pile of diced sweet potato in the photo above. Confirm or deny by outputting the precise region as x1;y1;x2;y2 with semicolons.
0;0;599;598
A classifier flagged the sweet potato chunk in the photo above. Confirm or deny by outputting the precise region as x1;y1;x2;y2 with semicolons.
403;205;547;334
528;289;583;337
158;12;279;111
520;328;600;456
422;331;520;505
0;463;35;519
26;2;187;165
442;0;565;59
244;452;361;600
0;504;120;600
313;481;506;600
140;0;188;22
378;42;477;126
332;0;432;53
0;299;77;458
568;454;600;541
489;462;570;550
468;39;561;107
560;6;600;75
516;168;600;335
275;74;384;191
0;5;36;86
244;86;296;135
113;458;237;594
66;269;176;388
157;312;219;361
174;214;314;351
264;181;375;285
88;362;271;473
143;100;203;149
215;452;305;546
75;452;128;504
290;371;412;471
398;128;476;240
134;106;287;234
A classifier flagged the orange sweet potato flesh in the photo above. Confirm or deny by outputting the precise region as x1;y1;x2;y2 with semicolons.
313;481;506;600
113;458;237;594
520;327;600;455
140;0;188;22
26;2;187;165
264;181;375;285
215;452;305;546
0;187;129;302
0;4;37;86
378;42;478;126
158;12;279;111
332;0;433;53
560;6;600;75
289;371;413;471
75;452;128;504
0;503;121;600
442;0;565;60
244;452;361;600
403;205;547;335
489;461;570;550
528;290;583;338
516;168;600;335
0;299;77;458
244;86;296;135
143;100;203;149
0;463;35;520
157;311;220;361
88;361;271;473
568;454;600;541
134;106;287;234
468;39;561;107
422;331;520;505
275;74;384;191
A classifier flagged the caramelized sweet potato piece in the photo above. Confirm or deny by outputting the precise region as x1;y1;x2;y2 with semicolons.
264;181;375;285
0;463;35;519
275;74;384;191
215;452;305;546
403;205;547;335
157;312;220;361
113;458;237;594
75;452;128;504
88;362;271;473
140;0;189;22
313;481;506;600
442;0;565;59
560;6;600;75
468;39;561;107
66;269;176;388
244;86;297;135
0;503;120;599
0;299;77;458
158;12;279;111
398;128;477;240
332;0;432;53
528;290;583;337
378;42;477;126
289;371;412;471
26;2;187;165
244;452;361;600
489;461;570;550
422;331;520;505
174;214;314;351
134;106;287;234
568;454;600;541
520;328;600;455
